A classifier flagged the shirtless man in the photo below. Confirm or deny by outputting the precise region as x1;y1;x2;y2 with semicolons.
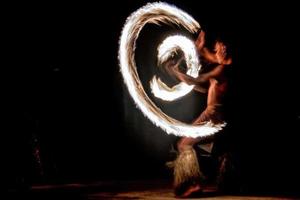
164;31;232;197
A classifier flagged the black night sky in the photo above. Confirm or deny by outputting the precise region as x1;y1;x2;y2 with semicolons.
4;0;300;195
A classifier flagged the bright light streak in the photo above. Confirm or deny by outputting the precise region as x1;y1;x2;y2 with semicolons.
150;35;200;101
118;2;225;138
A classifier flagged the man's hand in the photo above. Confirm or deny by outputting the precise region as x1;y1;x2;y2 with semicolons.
215;41;232;65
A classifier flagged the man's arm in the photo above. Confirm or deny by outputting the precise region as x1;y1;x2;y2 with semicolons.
195;64;225;82
171;64;208;93
162;56;198;85
195;41;232;82
162;57;208;93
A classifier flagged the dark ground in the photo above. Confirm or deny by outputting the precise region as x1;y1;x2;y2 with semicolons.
8;180;300;200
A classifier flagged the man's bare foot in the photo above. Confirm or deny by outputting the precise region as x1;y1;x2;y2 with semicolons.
176;184;202;198
215;41;232;65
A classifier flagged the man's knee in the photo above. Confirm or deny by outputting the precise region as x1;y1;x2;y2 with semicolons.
177;141;185;153
177;138;193;153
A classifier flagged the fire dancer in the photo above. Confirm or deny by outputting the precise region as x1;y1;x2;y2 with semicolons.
163;30;232;197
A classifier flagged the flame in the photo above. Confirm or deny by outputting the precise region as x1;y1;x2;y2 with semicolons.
151;35;200;101
118;2;225;138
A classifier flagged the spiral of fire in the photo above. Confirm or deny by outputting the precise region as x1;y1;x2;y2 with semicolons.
119;2;225;138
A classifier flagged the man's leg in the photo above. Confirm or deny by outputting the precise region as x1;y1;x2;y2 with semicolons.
173;137;203;197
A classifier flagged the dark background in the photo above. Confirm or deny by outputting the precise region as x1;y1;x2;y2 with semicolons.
4;0;300;195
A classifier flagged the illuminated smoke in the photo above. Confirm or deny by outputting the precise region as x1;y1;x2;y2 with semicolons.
151;35;200;101
119;2;225;138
